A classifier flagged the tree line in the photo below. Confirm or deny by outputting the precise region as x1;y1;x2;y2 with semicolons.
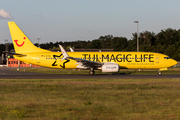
1;28;180;61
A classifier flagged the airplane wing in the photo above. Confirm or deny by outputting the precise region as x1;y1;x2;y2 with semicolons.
59;45;103;67
70;57;103;67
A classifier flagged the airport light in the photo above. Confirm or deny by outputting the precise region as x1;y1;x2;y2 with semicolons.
4;39;8;67
4;39;8;43
134;21;139;52
4;39;8;52
37;38;41;47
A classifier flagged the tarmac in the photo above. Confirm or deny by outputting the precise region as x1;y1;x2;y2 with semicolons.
0;67;180;79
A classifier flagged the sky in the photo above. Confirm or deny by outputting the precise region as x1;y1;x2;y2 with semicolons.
1;0;180;44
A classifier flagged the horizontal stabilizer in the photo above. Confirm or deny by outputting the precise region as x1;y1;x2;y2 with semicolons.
3;52;27;57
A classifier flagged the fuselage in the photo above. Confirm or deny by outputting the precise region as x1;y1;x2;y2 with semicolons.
13;52;177;70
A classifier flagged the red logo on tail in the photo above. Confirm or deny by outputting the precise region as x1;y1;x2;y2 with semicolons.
14;37;26;47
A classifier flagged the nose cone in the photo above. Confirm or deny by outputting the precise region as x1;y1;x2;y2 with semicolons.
171;59;177;66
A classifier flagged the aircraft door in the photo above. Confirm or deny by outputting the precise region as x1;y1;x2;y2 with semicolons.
155;55;159;63
36;55;40;63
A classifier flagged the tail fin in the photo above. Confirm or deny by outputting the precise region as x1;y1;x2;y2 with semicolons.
8;21;50;53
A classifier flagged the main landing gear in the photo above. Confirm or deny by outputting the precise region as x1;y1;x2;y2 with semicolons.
158;71;162;75
89;68;95;75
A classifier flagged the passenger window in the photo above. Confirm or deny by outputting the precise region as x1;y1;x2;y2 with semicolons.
164;57;170;59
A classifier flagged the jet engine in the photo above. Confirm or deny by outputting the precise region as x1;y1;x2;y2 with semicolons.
101;63;119;73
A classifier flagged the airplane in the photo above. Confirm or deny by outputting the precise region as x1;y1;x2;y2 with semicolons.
8;21;177;75
69;47;74;52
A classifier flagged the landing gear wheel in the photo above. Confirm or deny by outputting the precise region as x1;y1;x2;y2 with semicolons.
158;71;162;75
89;70;95;75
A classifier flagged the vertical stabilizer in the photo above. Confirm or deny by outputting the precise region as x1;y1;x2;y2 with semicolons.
8;21;50;53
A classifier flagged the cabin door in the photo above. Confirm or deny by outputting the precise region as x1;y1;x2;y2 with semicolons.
155;55;159;63
36;55;40;63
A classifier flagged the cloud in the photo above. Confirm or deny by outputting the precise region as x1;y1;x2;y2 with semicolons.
0;9;13;19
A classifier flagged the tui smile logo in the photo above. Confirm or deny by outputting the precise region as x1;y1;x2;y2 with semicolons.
14;37;26;47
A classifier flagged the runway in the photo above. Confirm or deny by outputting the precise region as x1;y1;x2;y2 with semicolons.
0;67;180;79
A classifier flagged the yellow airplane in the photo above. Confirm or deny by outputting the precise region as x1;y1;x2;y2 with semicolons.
8;21;177;75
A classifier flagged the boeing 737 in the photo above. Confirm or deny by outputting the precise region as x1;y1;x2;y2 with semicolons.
8;21;177;75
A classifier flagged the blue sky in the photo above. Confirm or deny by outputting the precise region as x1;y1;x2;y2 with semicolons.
1;0;180;44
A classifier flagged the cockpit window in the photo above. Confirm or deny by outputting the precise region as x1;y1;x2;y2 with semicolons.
164;57;171;59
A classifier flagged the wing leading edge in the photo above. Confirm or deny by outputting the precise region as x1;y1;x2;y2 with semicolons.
59;45;103;68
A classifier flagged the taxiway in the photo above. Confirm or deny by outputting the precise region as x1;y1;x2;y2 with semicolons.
0;67;180;79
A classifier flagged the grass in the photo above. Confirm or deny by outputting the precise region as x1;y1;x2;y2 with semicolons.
12;67;180;75
1;79;180;119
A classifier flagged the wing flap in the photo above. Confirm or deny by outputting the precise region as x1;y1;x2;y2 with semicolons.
71;57;103;67
59;45;103;67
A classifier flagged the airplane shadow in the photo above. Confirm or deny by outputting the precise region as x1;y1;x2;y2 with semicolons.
112;72;132;75
96;72;133;75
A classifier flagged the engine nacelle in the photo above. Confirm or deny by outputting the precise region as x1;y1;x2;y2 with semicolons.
101;63;119;73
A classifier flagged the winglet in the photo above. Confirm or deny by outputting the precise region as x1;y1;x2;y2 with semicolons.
59;45;70;60
70;47;74;52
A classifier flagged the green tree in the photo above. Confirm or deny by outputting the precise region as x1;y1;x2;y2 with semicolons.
111;37;128;51
90;39;102;49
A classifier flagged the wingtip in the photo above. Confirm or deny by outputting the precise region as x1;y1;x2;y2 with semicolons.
59;44;70;59
58;44;63;49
